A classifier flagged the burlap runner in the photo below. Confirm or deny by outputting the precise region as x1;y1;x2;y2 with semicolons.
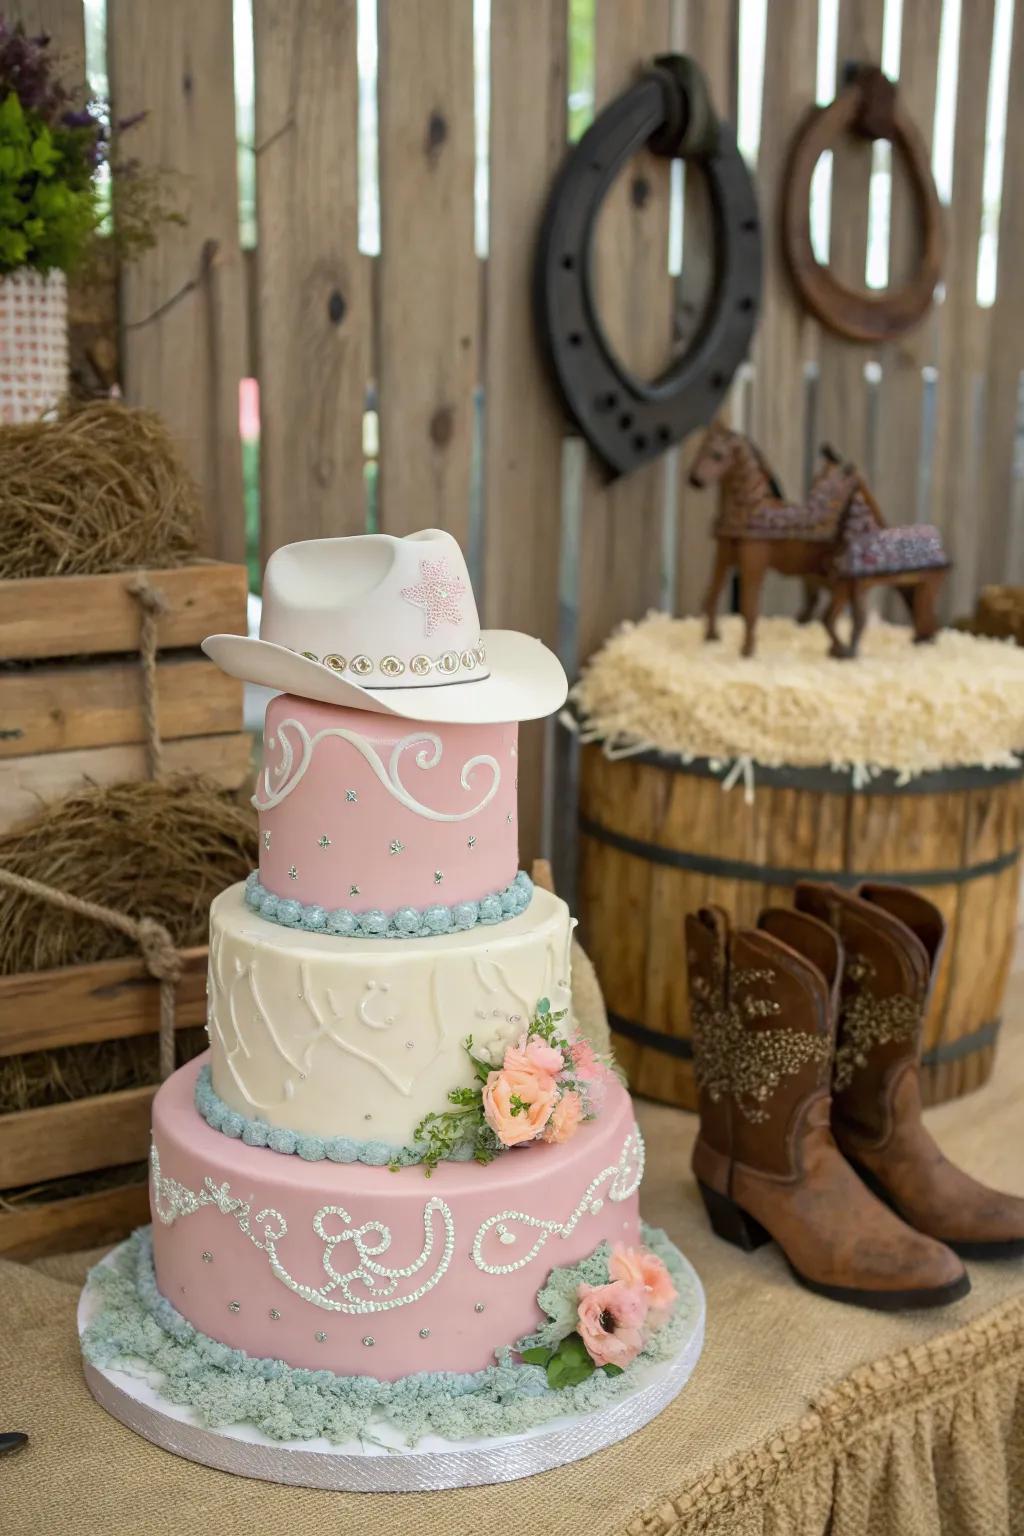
4;995;1023;1534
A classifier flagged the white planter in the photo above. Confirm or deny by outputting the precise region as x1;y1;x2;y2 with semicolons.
0;266;69;424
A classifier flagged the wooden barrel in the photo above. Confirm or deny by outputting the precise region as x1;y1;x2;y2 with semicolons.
578;743;1024;1110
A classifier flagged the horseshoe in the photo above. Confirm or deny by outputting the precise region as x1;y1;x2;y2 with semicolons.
782;63;944;343
534;54;761;480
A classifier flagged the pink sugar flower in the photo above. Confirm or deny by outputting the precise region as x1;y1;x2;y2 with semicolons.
542;1089;583;1144
576;1280;648;1370
482;1066;557;1146
609;1244;677;1319
504;1033;565;1081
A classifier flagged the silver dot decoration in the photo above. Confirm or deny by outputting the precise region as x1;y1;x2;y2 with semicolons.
288;865;298;880
474;1302;486;1313
201;1250;213;1263
318;834;331;849
351;655;373;676
350;883;360;896
405;1040;415;1050
315;1330;327;1343
419;1327;431;1339
364;1112;372;1121
434;870;444;885
269;1308;281;1320
362;1336;375;1348
380;654;405;677
263;830;271;850
499;1230;517;1246
389;839;405;856
228;1300;241;1314
467;835;477;849
410;654;431;677
324;653;347;673
346;788;358;803
506;813;513;824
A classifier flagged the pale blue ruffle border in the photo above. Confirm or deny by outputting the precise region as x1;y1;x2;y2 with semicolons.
245;868;533;939
81;1224;696;1447
194;1065;473;1166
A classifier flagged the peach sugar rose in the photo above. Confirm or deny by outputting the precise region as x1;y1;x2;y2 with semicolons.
609;1243;677;1317
542;1088;583;1144
482;1065;558;1146
503;1033;565;1080
576;1280;648;1370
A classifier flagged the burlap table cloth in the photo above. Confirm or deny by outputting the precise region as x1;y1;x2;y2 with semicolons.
4;999;1024;1534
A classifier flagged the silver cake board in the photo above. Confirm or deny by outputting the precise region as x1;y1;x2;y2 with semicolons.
79;1244;705;1493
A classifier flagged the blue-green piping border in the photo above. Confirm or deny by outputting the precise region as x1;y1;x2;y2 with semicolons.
245;869;534;939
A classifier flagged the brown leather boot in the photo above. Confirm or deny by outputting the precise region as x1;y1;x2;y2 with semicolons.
686;904;969;1308
796;881;1024;1260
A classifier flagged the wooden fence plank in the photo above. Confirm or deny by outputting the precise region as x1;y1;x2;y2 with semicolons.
575;0;675;666
6;0;84;81
873;0;942;522
483;0;567;864
376;0;478;541
674;0;740;618
815;0;885;476
979;0;1024;586
254;0;370;558
931;0;997;616
0;949;207;1056
748;0;818;499
107;0;247;562
0;563;248;662
0;1085;155;1187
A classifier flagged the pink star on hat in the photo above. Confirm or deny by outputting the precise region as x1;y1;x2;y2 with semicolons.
400;556;467;636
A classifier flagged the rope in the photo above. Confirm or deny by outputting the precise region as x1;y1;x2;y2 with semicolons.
125;574;168;780
0;867;182;1080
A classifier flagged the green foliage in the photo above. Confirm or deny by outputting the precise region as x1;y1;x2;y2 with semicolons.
0;90;99;273
519;1333;622;1390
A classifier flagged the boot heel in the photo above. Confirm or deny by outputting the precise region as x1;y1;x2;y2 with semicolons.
697;1182;772;1253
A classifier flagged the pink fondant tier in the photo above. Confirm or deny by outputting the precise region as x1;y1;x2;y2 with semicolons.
256;695;519;912
150;1056;642;1382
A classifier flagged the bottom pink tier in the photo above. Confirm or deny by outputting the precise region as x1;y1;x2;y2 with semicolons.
150;1056;643;1381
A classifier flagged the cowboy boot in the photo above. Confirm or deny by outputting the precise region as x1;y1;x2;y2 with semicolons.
796;881;1024;1259
686;904;969;1308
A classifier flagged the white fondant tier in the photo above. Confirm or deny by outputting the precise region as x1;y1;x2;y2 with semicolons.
208;882;575;1146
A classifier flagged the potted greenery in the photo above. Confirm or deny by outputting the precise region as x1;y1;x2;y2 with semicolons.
0;22;157;421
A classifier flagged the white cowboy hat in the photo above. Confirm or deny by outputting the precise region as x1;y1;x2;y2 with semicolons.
203;528;568;724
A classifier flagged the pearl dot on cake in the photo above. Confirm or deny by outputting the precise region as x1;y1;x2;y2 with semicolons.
201;1251;213;1264
389;840;405;856
349;884;360;896
269;1308;281;1320
362;1336;374;1348
228;1301;241;1314
288;865;298;880
434;870;443;884
474;1302;486;1313
419;1328;431;1339
499;1230;516;1246
315;1330;327;1343
467;835;476;849
318;835;331;849
263;830;271;849
346;789;358;803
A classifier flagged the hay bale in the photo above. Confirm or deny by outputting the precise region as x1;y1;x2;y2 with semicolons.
572;613;1024;777
0;776;256;1119
0;776;256;975
0;400;203;579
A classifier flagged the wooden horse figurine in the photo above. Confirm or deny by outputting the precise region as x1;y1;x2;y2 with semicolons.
821;492;949;658
690;422;861;657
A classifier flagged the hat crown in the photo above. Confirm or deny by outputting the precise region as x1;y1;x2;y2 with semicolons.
260;529;488;690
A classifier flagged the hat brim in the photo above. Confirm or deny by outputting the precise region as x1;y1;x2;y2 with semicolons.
202;629;568;724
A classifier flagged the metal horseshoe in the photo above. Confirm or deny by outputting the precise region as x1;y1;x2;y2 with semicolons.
534;54;762;480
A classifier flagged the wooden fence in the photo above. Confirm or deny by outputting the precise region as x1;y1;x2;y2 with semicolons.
11;0;1024;864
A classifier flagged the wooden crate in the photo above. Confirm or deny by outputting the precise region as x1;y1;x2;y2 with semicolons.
0;948;207;1259
0;561;251;830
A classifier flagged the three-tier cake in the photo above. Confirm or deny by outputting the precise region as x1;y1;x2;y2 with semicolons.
79;530;703;1489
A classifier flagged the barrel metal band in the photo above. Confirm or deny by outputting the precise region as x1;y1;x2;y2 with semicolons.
607;1011;1001;1068
579;816;1022;889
